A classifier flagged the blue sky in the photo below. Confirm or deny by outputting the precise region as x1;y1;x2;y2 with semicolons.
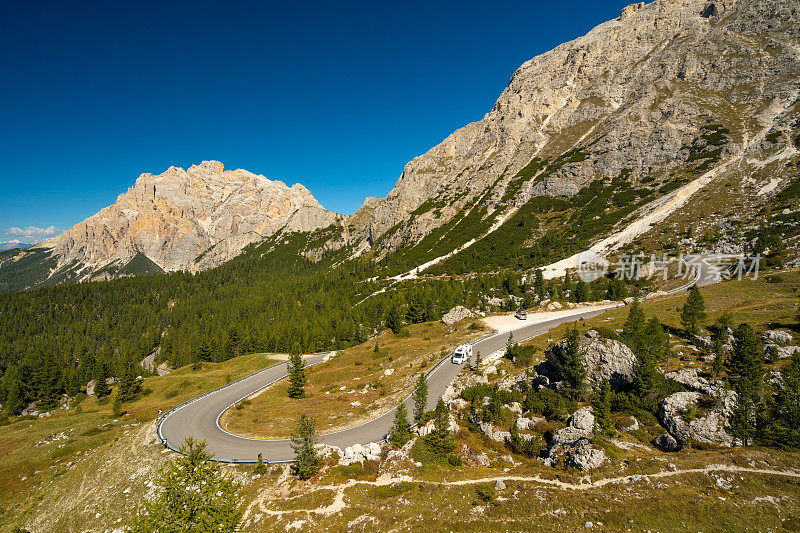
0;0;630;242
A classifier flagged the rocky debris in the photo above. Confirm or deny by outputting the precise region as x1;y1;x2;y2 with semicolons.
542;407;605;470
530;374;550;390
20;403;41;417
507;402;523;415
692;334;713;350
658;391;738;446
761;330;793;345
476;420;512;443
86;380;97;396
621;416;640;433
515;416;543;430
386;438;415;463
485;296;505;308
459;444;491;468
566;441;608;471
339;442;384;465
710;472;736;490
442;306;477;325
768;370;785;390
416;414;459;436
494;479;506;491
545;330;636;390
664;368;725;396
760;330;800;359
569;407;596;433
654;433;680;452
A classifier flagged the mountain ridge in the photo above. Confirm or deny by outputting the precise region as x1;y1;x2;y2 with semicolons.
2;0;799;292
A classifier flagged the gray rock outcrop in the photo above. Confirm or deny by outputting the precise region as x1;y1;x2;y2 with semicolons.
545;330;636;389
657;390;738;446
441;306;477;325
364;0;800;262
542;407;606;470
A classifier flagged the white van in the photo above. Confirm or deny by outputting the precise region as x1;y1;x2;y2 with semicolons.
451;344;472;364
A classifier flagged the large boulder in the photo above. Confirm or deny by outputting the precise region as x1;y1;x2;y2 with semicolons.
568;406;596;432
761;330;793;345
664;368;724;396
542;407;600;468
566;441;608;471
441;306;477;325
545;330;636;390
340;442;384;465
654;433;679;451
657;391;738;446
459;444;491;467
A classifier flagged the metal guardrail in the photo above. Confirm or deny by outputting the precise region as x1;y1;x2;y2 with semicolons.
155;313;623;463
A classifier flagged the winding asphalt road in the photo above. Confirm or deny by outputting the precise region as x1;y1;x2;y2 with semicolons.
156;304;619;462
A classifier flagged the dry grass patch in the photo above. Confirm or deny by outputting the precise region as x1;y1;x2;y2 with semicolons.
221;320;488;438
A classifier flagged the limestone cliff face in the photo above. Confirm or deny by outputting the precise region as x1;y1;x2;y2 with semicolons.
38;161;334;275
366;0;800;251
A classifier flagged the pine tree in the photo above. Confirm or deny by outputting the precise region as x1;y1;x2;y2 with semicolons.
557;326;586;399
711;313;733;376
117;366;142;403
290;414;321;480
132;437;241;532
287;349;306;399
595;380;614;435
507;422;539;457
424;399;455;455
622;298;646;344
196;339;214;362
34;352;61;411
412;373;428;424
386;303;404;334
1;365;25;415
534;269;545;299
680;285;707;336
224;327;241;359
726;323;764;444
574;280;589;303
388;401;412;447
93;365;111;399
65;365;81;397
112;395;123;417
253;454;267;475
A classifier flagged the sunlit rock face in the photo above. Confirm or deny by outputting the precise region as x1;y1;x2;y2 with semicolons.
39;160;333;275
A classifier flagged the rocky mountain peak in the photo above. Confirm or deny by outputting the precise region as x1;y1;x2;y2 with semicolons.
36;161;332;279
363;0;798;257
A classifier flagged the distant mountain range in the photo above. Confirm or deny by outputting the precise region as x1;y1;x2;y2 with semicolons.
0;242;34;252
1;0;798;292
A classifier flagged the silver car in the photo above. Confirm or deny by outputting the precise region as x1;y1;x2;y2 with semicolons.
515;309;527;320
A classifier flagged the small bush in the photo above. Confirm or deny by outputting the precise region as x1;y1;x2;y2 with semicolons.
525;388;575;421
165;390;179;399
765;275;784;284
447;453;463;466
336;460;380;480
81;427;103;437
475;484;495;503
372;481;418;499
